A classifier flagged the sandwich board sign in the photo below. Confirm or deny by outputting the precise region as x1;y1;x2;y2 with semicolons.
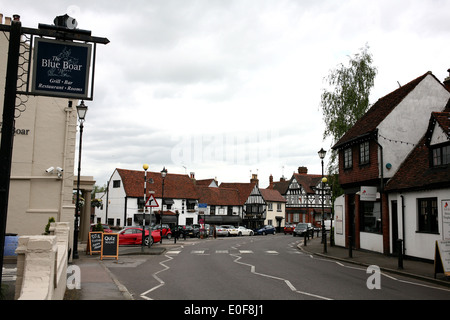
434;240;450;278
87;232;102;255
101;233;119;260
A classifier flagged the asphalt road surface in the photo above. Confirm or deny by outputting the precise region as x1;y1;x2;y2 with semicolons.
104;234;450;301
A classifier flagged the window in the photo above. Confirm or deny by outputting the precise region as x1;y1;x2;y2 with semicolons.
137;197;144;209
268;203;273;211
210;205;216;215
418;198;438;233
360;201;381;233
360;141;370;165
433;145;450;166
113;180;120;188
344;148;352;169
277;203;282;212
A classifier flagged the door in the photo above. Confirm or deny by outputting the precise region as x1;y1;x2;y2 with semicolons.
391;200;399;255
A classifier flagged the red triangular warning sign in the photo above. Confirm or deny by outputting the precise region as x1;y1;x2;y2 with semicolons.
145;194;159;207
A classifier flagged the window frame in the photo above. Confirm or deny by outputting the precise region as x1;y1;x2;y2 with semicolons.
417;197;439;234
344;147;353;169
359;141;370;165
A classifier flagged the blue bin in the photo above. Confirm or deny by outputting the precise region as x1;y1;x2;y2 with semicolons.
4;234;19;256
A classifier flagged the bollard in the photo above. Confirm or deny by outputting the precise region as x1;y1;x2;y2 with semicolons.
397;239;403;269
348;235;353;258
304;232;307;246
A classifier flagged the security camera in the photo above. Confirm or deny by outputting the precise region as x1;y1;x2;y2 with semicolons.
56;167;64;173
46;167;55;173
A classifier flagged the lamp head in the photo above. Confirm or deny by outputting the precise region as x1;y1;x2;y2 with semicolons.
76;100;88;121
318;148;326;160
161;167;167;178
143;164;149;171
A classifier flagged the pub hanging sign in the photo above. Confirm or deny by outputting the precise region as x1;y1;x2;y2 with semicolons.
31;38;92;99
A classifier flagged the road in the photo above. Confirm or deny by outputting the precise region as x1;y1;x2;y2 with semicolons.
104;234;450;301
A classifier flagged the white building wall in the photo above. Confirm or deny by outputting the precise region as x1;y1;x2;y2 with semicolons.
105;170;126;227
389;189;450;261
377;74;450;179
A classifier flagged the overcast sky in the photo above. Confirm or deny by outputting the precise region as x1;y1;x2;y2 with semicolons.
2;0;450;189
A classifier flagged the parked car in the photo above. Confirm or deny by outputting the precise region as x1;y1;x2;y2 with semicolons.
222;225;239;236
184;225;200;238
90;223;113;233
216;225;232;237
152;224;172;239
292;223;310;237
283;224;296;235
171;225;187;239
254;225;276;235
118;227;161;246
237;226;254;236
307;223;320;235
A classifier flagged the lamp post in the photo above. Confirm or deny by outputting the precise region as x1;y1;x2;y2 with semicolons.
142;164;149;251
318;148;327;254
160;167;167;244
73;101;88;259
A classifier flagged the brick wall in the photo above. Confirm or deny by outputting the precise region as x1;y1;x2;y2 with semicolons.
339;140;380;186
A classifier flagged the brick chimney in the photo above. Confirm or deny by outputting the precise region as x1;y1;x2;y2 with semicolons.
444;69;450;91
298;166;308;174
268;174;274;189
250;174;259;187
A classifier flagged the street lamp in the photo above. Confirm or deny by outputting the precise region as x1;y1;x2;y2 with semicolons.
73;101;88;259
318;148;327;254
142;164;149;251
160;167;167;244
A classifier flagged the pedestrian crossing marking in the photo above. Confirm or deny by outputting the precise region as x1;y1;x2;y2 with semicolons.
191;250;206;254
216;250;229;254
167;251;181;255
266;251;279;255
239;250;253;254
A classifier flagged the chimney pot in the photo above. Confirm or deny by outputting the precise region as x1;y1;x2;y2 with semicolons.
13;14;20;21
298;166;308;174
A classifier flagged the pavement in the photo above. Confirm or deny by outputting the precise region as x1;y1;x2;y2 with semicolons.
2;235;450;300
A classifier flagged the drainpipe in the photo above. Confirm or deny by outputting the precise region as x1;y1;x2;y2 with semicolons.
401;195;405;256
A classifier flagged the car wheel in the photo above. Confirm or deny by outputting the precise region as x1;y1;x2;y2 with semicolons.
293;233;296;237
144;236;150;246
238;232;242;236
250;231;254;236
167;233;172;239
262;231;266;235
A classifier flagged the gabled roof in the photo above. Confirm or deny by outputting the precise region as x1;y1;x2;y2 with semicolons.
432;112;450;139
260;188;286;203
385;112;450;192
271;180;290;195
196;185;240;206
116;168;198;199
333;72;435;150
219;182;258;204
292;173;323;194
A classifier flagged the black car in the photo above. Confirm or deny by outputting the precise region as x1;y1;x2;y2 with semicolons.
184;225;200;238
293;223;310;237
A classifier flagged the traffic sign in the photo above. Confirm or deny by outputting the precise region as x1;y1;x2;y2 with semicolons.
145;194;159;208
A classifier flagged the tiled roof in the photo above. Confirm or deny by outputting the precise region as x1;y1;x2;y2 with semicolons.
333;72;433;149
260;188;286;202
196;186;240;205
271;180;290;195
219;182;257;204
385;112;450;192
116;168;199;199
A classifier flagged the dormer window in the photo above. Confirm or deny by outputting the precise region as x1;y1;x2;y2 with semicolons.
432;144;450;166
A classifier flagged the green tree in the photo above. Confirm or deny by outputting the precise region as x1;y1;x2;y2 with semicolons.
319;44;377;198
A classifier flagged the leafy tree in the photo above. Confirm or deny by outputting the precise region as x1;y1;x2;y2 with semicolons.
319;44;377;198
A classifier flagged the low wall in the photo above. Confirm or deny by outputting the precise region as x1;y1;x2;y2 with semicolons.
15;222;70;300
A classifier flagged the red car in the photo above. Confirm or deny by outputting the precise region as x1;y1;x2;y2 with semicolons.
118;227;161;246
284;224;296;235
